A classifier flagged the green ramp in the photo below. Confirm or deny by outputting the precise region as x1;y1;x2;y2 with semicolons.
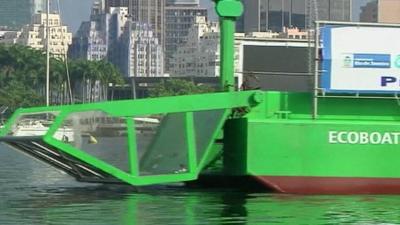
0;91;262;186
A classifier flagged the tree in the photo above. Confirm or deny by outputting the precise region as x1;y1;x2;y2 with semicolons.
0;80;43;112
0;44;125;111
68;59;124;103
149;79;215;97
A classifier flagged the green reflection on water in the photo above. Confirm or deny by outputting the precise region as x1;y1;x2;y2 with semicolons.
2;145;400;225
5;186;400;225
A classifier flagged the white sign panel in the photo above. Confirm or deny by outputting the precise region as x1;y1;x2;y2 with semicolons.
321;26;400;93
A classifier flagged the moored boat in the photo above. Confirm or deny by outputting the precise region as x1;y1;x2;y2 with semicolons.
9;119;74;142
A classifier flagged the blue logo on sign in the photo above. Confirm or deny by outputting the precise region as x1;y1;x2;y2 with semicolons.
353;54;391;68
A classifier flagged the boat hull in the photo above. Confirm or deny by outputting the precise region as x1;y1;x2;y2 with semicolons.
223;95;400;195
255;176;400;194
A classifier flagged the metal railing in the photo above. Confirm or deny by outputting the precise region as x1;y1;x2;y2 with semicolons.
312;21;400;119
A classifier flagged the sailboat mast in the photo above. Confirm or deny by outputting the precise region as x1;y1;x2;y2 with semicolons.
46;0;50;106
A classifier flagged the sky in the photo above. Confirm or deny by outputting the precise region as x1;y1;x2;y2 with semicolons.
59;0;95;33
59;0;374;35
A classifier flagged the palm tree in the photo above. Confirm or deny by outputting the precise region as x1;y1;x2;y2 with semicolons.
0;44;126;109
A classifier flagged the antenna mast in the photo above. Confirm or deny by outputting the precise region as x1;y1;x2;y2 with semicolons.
46;0;50;106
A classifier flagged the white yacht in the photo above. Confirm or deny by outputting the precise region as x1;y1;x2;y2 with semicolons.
11;120;74;142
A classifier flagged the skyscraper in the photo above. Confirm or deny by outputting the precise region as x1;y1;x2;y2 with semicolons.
0;0;48;30
171;16;221;77
360;0;400;23
237;0;352;33
104;0;165;56
32;0;46;14
165;0;207;72
69;21;108;61
128;0;165;53
120;22;163;77
0;0;32;29
105;0;129;12
2;12;72;59
167;0;199;5
315;0;352;21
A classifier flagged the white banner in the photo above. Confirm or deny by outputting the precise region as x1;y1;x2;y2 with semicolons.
321;26;400;93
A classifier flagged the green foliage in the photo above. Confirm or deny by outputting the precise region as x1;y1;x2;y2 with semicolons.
0;44;124;112
149;79;215;97
0;80;42;110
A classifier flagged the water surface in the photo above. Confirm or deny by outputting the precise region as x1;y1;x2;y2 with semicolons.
1;143;400;225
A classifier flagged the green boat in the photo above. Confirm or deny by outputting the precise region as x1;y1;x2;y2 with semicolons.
1;0;400;194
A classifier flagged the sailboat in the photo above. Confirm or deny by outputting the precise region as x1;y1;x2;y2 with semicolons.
9;0;74;142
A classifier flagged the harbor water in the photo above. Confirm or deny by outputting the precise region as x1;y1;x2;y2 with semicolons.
1;143;400;225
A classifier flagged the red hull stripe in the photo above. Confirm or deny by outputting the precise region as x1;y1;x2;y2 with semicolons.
256;176;400;194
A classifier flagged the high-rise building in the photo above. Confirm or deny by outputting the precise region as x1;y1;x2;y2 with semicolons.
0;0;48;30
72;2;164;77
105;0;129;12
0;0;32;29
107;7;129;44
315;0;352;21
103;0;165;73
128;0;165;54
360;0;400;23
165;2;207;72
105;7;130;69
171;16;221;77
32;0;46;14
69;21;108;61
167;0;199;5
237;0;352;33
70;3;120;61
120;22;163;77
2;13;72;59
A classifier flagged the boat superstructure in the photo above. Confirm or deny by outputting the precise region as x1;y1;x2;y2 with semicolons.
2;0;400;194
9;118;74;142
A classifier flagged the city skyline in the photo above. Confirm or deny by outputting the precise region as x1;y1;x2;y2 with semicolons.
59;0;215;33
0;0;382;32
238;0;353;33
57;0;377;34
